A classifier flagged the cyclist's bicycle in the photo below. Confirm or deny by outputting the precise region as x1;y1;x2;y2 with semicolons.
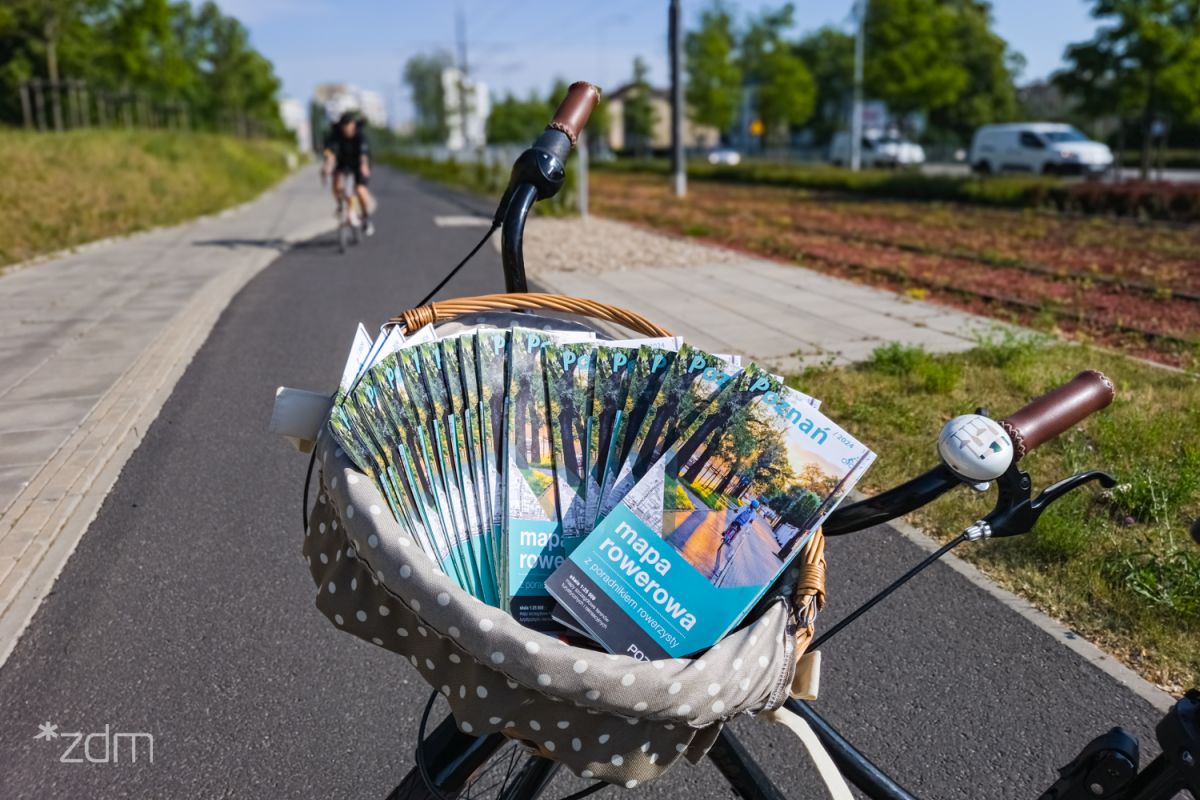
331;85;1199;800
334;168;364;254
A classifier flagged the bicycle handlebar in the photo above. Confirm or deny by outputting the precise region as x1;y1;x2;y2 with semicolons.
1000;370;1115;460
498;79;601;292
825;370;1116;536
547;82;601;145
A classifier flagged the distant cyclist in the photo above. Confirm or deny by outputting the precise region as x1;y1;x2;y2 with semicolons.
721;499;760;547
322;111;375;236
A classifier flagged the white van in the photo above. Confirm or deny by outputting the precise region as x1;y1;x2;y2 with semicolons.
829;131;925;168
969;123;1113;175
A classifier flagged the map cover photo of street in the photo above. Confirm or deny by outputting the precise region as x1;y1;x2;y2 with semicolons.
656;368;874;589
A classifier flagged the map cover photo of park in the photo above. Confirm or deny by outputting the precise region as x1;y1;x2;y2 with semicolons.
646;371;874;589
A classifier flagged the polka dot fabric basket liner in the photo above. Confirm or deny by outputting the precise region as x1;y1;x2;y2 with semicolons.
302;293;829;787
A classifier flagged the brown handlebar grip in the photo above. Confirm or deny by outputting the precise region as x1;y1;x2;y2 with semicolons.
548;82;601;146
1000;370;1115;460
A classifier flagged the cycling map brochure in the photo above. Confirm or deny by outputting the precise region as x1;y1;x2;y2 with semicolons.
544;342;597;540
502;328;595;629
546;367;875;660
325;321;874;655
474;329;509;590
594;344;678;525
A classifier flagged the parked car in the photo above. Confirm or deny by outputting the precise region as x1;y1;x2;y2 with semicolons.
829;131;925;168
969;123;1113;175
707;147;742;166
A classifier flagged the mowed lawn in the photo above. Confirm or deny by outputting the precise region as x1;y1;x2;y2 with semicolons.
0;130;295;269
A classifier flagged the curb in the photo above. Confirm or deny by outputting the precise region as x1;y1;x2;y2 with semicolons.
0;200;332;669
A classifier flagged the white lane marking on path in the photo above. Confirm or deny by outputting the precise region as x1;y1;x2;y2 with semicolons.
433;216;492;228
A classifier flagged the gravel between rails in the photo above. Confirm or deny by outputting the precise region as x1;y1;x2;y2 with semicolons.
519;215;744;274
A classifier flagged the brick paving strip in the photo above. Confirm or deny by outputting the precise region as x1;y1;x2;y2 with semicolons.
519;216;1009;372
0;165;333;664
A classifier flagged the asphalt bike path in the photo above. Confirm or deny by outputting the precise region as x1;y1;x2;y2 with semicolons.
0;169;1164;799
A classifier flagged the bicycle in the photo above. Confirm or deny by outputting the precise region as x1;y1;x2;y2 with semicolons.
334;168;364;255
327;84;1199;800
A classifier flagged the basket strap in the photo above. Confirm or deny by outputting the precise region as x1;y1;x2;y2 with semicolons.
793;528;827;612
766;705;854;800
389;293;672;338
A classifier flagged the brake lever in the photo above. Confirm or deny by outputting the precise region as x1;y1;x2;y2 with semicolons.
967;465;1117;541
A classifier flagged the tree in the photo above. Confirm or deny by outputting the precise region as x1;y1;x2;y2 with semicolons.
189;2;284;136
486;79;611;146
685;1;742;133
623;56;658;156
740;3;815;143
864;0;969;117
922;1;1022;141
795;27;855;145
1057;0;1200;177
0;0;284;134
404;50;453;143
757;43;816;142
487;90;548;143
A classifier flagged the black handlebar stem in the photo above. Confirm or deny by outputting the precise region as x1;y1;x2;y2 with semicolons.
493;130;573;227
496;128;574;293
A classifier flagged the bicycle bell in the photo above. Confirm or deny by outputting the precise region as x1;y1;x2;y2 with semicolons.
937;414;1014;483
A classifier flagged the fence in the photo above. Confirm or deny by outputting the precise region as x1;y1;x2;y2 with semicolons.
16;78;267;138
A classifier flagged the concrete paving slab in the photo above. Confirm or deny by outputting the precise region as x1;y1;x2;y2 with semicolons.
0;466;35;514
0;396;99;434
527;216;1012;369
2;357;129;403
0;429;69;469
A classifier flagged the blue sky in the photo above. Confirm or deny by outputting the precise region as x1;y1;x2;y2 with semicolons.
212;0;1097;124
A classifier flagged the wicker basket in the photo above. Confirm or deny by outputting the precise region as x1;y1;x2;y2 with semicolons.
305;293;827;787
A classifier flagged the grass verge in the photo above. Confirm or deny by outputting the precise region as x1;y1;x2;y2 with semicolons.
0;130;295;269
794;333;1199;692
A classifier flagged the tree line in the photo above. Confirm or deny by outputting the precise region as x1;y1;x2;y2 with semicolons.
683;0;1022;146
689;0;1200;161
471;0;1200;169
0;0;286;136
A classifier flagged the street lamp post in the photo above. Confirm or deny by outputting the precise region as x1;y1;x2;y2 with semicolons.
669;0;686;197
850;0;866;172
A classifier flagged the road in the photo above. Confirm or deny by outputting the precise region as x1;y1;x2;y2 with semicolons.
668;501;782;589
0;168;1166;799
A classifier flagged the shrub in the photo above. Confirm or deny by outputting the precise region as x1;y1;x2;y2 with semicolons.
1108;449;1200;526
1036;180;1200;223
969;330;1046;368
595;159;1200;222
667;484;695;510
865;342;929;375
863;343;961;394
1104;550;1200;618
